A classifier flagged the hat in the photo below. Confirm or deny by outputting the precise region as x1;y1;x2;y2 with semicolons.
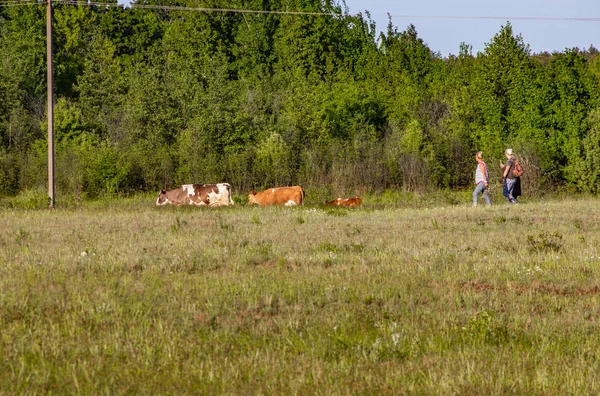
505;148;513;156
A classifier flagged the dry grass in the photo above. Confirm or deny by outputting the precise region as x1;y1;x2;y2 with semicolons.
1;196;600;393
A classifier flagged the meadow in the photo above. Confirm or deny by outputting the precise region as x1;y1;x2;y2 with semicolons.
1;192;600;394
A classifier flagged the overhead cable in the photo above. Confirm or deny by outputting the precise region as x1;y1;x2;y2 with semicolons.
53;0;340;17
4;0;600;23
0;3;42;6
0;0;41;5
389;14;600;23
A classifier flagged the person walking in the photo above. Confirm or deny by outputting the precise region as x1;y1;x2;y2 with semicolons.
473;151;491;207
501;148;519;204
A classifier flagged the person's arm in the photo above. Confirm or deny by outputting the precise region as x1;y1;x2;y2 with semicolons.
480;163;488;185
502;159;512;179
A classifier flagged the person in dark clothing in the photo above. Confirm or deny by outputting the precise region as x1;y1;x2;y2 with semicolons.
500;148;519;204
513;175;522;200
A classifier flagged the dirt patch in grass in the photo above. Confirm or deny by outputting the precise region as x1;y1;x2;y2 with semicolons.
254;260;278;269
460;280;497;293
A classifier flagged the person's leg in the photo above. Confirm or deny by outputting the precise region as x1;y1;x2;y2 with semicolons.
513;177;521;202
503;180;511;201
506;179;517;203
482;187;491;206
473;182;484;206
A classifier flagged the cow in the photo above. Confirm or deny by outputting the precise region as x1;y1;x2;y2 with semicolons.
326;197;362;207
248;186;305;206
156;183;234;206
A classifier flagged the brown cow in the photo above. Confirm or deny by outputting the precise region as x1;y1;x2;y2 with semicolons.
326;197;362;207
248;186;305;206
156;183;234;206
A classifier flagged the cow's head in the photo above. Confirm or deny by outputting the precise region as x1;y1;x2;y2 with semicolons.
326;198;341;206
247;190;258;205
156;190;169;206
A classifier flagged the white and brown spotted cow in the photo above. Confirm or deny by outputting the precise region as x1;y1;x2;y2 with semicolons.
247;186;304;206
156;183;234;207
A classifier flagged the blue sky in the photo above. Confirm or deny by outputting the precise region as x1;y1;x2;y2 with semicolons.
343;0;600;56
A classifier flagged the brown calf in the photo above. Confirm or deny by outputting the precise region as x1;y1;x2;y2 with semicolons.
326;197;362;207
248;186;305;206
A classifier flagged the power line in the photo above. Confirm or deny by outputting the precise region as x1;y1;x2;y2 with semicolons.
0;0;40;3
10;1;600;24
53;0;341;17
0;0;41;6
0;3;41;6
4;0;600;23
389;14;600;23
132;4;339;16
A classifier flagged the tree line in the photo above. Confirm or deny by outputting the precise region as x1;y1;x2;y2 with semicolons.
1;0;599;200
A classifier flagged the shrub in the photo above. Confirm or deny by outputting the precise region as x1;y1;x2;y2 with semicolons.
527;231;563;253
0;149;19;196
4;188;50;209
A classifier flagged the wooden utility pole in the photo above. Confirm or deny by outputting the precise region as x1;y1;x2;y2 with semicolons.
46;0;54;208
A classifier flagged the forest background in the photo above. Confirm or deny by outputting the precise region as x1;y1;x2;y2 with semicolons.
1;0;600;201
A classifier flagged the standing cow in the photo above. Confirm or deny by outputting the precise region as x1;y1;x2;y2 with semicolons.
248;186;304;206
156;183;234;206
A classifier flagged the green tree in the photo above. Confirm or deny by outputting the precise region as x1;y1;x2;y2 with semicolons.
547;50;599;184
75;36;126;141
472;23;533;156
572;108;600;193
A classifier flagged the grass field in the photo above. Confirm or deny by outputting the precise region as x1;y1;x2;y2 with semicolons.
1;192;600;394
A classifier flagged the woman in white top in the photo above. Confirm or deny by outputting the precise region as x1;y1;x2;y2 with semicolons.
473;151;491;207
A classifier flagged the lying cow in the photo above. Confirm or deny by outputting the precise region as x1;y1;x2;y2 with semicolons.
326;197;362;207
156;183;234;206
248;186;305;206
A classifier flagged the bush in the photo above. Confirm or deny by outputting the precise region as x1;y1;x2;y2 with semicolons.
3;188;50;209
84;141;129;197
0;149;20;196
570;108;600;193
254;132;292;188
527;231;563;253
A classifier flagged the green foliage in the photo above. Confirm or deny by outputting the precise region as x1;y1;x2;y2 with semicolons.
1;6;600;198
87;141;129;197
52;97;87;142
4;187;50;209
0;149;20;195
473;23;533;155
324;207;348;217
462;310;513;346
254;131;291;187
527;231;563;253
571;108;600;193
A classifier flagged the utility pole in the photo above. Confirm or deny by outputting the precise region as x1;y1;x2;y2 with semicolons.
46;0;55;208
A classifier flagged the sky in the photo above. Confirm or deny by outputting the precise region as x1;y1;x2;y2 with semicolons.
342;0;600;56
